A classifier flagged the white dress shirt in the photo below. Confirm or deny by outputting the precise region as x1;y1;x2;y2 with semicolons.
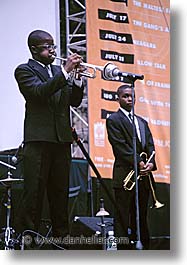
119;107;141;142
31;58;82;87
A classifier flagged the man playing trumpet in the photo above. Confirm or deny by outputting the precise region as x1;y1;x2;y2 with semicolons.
106;84;157;250
14;29;84;249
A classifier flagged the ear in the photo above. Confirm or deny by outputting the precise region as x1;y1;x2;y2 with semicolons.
115;94;119;102
31;45;38;54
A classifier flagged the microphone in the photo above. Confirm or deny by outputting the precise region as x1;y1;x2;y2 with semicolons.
102;63;144;81
12;143;23;164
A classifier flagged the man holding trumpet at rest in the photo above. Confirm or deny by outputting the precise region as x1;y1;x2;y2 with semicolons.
106;84;157;250
14;29;84;249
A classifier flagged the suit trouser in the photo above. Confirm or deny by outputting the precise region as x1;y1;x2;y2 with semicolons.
17;141;71;238
114;181;150;249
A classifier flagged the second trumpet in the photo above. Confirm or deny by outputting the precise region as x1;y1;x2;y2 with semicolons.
123;151;164;209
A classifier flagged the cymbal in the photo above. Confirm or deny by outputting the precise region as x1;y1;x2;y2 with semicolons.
0;177;24;183
0;148;17;155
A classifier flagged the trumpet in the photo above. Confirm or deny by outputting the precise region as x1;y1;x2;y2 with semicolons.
53;56;127;80
123;152;155;191
123;151;164;209
53;56;104;78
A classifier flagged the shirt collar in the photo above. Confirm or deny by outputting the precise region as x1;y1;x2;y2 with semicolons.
31;58;50;69
119;107;132;117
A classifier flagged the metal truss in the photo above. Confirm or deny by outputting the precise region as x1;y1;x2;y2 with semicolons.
64;0;88;158
65;0;86;55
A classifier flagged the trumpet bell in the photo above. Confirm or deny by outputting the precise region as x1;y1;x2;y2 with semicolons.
102;62;119;80
150;200;164;209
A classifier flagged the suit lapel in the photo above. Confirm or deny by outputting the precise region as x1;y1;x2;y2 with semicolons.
118;109;145;149
51;64;61;76
28;60;62;110
118;109;133;138
51;65;62;107
28;59;49;81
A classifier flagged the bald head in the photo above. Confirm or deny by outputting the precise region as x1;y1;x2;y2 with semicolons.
28;30;53;51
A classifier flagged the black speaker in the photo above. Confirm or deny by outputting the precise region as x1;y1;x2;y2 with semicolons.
69;216;113;250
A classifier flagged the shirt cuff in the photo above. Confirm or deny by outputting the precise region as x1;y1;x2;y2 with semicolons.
73;78;83;87
61;66;82;87
61;65;69;80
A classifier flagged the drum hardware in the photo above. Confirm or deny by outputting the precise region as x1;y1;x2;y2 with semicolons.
0;156;23;250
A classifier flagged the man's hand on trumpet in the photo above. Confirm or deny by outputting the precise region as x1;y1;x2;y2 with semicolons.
64;53;83;73
139;161;154;176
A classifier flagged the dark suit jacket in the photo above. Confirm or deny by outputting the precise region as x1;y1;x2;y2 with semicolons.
15;59;84;143
106;109;157;188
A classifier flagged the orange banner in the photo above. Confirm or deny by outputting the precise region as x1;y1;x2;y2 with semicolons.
86;0;170;183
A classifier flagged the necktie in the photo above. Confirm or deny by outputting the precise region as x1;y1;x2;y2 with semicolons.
45;65;61;106
128;112;133;122
46;65;53;77
128;112;141;142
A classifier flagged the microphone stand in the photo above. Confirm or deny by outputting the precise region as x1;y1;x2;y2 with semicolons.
130;79;143;250
96;198;109;250
102;64;144;249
